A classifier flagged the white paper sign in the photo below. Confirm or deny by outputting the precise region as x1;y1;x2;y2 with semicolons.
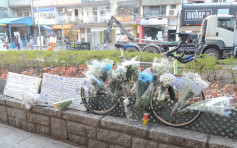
40;73;85;110
3;72;41;100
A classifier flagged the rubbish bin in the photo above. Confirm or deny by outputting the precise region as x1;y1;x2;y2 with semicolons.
47;42;54;51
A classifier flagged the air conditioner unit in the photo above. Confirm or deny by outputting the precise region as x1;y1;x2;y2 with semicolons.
169;9;177;16
59;8;65;14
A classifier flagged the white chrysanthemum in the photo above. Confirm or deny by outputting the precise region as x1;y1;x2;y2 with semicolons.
152;58;172;75
112;65;127;79
87;60;104;75
102;59;114;66
183;72;209;96
123;98;130;106
122;56;140;68
160;73;176;87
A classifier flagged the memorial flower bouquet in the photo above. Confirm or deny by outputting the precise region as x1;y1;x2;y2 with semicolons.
160;72;209;112
180;96;235;117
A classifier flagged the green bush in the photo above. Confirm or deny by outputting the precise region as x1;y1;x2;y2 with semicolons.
0;50;236;83
0;50;161;73
180;55;237;82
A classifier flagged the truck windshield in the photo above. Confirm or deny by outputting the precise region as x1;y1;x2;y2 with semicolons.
217;18;235;32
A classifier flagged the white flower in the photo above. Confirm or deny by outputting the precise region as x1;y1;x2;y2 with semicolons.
152;58;172;76
183;72;209;96
123;98;130;106
160;73;176;87
102;59;114;66
112;65;127;79
122;56;140;68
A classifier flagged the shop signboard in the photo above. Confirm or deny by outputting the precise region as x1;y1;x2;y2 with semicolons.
115;15;131;22
142;0;181;5
66;42;90;50
34;7;54;13
140;18;168;25
185;9;212;22
182;4;237;25
218;9;229;15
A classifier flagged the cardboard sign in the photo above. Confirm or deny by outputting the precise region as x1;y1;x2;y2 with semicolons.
66;42;90;51
40;73;85;110
3;72;41;100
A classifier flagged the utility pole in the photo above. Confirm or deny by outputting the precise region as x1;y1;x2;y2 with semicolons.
36;0;42;50
139;0;142;16
177;0;183;41
61;18;64;46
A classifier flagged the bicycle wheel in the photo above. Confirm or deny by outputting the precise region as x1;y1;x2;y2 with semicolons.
81;86;119;115
150;86;205;127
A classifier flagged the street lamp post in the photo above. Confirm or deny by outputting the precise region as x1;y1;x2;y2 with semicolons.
36;0;42;50
61;18;64;46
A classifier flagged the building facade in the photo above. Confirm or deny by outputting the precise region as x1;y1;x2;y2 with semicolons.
0;0;15;40
139;0;181;42
29;0;138;46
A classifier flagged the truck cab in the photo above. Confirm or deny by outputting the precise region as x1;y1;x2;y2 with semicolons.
199;15;236;59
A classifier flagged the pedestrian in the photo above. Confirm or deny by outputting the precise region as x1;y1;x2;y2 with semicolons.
30;35;34;50
14;35;20;50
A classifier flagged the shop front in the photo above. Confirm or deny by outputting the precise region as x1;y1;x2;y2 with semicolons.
139;17;168;42
0;17;33;48
52;24;74;45
91;24;137;45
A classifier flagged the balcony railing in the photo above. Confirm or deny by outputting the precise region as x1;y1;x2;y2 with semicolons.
9;0;31;8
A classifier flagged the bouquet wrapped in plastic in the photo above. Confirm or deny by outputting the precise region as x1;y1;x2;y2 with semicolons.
180;96;235;117
160;72;209;111
152;57;172;76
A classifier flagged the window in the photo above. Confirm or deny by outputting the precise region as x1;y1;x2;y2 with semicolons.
75;9;78;16
217;18;235;31
17;10;22;17
143;6;166;17
171;5;176;9
25;9;29;16
67;11;72;16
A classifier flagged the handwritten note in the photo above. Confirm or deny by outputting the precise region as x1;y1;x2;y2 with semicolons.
3;72;41;100
40;73;85;110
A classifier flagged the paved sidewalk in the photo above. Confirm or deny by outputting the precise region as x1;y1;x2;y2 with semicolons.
0;124;78;148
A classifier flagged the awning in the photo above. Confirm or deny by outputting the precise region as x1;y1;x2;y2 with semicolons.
53;24;73;29
0;17;33;26
42;25;53;30
180;26;201;32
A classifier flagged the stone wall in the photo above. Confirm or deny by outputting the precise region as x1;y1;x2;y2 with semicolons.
0;94;236;148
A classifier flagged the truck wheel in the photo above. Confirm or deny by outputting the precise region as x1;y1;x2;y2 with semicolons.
124;47;139;52
203;48;220;59
143;46;160;53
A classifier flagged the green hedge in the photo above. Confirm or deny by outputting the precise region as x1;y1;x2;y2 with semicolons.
0;50;236;83
0;50;161;73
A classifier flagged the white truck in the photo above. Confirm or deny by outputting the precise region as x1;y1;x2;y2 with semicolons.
107;15;237;59
183;15;237;59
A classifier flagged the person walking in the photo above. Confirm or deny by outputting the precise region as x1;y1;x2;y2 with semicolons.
14;35;20;50
30;35;34;50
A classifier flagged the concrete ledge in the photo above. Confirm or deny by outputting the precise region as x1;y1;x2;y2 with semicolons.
0;95;237;148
